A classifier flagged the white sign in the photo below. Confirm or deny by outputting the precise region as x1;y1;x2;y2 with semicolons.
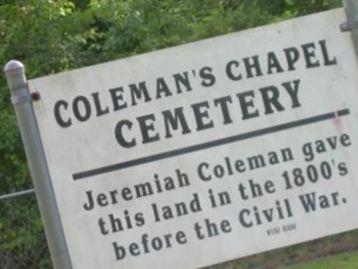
29;9;358;269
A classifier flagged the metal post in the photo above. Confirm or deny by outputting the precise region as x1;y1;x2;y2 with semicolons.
3;60;72;269
341;0;358;57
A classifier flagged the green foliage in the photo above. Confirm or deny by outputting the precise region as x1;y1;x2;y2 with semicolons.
279;250;358;269
284;0;342;16
0;0;343;267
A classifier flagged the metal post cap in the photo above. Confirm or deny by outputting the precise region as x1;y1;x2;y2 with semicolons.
4;60;25;76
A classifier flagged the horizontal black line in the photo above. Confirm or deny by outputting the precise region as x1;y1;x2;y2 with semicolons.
338;109;349;116
73;108;350;181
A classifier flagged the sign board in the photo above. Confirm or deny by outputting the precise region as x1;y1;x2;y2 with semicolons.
29;9;358;269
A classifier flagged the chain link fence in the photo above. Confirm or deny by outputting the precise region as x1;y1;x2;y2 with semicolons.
0;189;51;269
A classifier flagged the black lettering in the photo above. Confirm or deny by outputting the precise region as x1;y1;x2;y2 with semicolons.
137;114;160;144
237;91;259;120
173;72;192;93
156;77;173;99
191;101;214;131
73;96;91;122
115;120;136;148
267;51;284;74
284;47;300;71
226;60;242;81
260;86;285;114
199;66;216;87
302;42;320;68
319;40;337;66
243;56;263;78
282;80;301;108
92;92;109;116
162;107;191;138
109;87;127;111
239;209;252;228
54;100;72;127
129;82;152;106
214;96;233;124
83;190;94;211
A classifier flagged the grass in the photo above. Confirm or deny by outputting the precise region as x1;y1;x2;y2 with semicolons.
279;250;358;269
215;229;358;269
